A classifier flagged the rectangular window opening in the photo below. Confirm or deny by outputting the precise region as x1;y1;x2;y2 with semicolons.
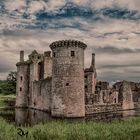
85;85;88;92
71;51;75;57
114;98;116;103
20;87;22;91
66;83;69;86
85;75;87;79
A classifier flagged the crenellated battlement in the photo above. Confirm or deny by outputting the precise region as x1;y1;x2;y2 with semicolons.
49;40;87;50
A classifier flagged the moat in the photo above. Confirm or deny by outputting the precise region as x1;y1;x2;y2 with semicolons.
0;108;140;126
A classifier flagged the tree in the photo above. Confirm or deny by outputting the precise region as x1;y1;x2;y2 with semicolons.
7;71;17;83
6;71;17;94
0;72;17;95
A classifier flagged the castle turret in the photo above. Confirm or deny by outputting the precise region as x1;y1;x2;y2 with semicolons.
50;40;87;118
20;51;24;62
28;50;43;107
91;53;95;70
15;51;29;107
84;53;97;101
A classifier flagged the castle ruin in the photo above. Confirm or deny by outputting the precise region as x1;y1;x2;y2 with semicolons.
16;40;140;118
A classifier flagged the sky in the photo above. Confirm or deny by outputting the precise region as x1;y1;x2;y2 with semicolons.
0;0;140;83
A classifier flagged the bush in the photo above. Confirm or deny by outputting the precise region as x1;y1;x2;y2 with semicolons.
0;80;15;94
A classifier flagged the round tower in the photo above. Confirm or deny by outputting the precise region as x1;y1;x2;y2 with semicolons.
15;51;29;107
50;40;87;118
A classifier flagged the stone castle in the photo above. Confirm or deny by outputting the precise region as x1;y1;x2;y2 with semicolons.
16;40;140;118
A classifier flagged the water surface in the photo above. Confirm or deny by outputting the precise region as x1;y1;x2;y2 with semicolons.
0;108;140;126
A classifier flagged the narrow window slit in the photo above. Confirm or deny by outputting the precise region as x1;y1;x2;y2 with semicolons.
20;87;22;91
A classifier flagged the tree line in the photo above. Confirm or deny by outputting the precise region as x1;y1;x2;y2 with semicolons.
0;72;16;95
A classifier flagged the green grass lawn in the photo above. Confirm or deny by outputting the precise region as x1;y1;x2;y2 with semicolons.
0;117;140;140
0;94;15;108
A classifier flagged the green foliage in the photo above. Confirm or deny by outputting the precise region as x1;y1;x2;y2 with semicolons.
0;72;17;95
0;94;15;108
0;117;140;140
7;71;16;83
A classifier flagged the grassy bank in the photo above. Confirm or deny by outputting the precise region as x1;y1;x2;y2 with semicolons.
0;117;140;140
0;94;15;108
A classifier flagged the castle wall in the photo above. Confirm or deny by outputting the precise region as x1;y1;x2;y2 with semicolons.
40;78;52;111
134;102;140;109
16;64;29;107
85;72;95;105
85;72;96;94
28;55;44;108
133;91;140;102
85;103;122;114
109;91;119;104
44;52;52;78
85;101;140;115
29;63;34;107
31;78;52;112
99;90;110;104
120;81;134;110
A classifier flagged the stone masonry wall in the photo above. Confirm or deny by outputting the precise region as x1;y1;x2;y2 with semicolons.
121;81;134;110
51;40;86;118
16;64;29;107
32;78;52;112
85;103;122;114
44;51;52;78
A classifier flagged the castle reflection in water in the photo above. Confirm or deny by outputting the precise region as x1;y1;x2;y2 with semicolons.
14;108;140;126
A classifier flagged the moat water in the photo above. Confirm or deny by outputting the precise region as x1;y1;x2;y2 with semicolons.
0;108;140;126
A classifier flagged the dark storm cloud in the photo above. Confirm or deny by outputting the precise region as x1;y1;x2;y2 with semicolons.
95;46;140;54
0;62;14;73
0;1;140;30
103;32;123;37
98;64;140;69
101;8;140;20
97;32;124;38
98;72;140;83
132;32;140;35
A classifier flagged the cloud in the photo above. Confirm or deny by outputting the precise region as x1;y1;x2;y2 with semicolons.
4;0;26;12
76;0;140;11
2;0;140;13
0;0;140;82
28;1;46;14
95;46;140;54
46;0;66;12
